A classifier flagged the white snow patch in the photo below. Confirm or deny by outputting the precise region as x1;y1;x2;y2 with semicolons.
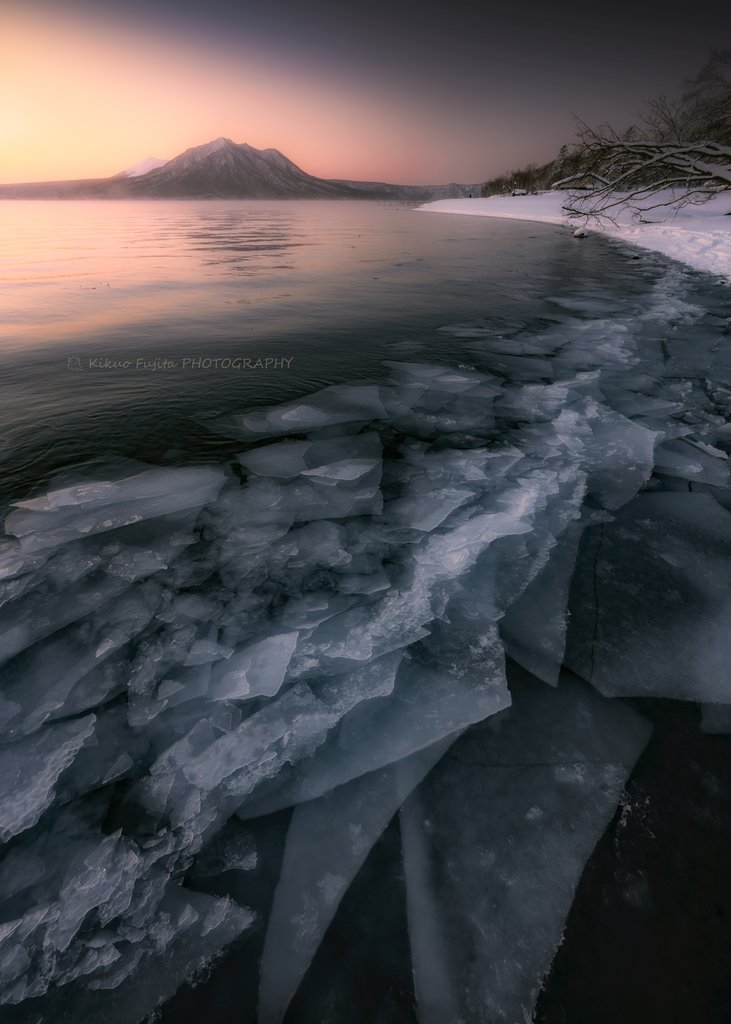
119;157;168;177
417;190;731;282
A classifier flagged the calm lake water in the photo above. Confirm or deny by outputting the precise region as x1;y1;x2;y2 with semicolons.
2;199;731;1024
0;197;685;505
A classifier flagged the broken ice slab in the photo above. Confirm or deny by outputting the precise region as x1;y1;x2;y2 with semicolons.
603;392;683;420
237;631;509;820
278;592;359;630
547;295;620;317
380;441;495;532
0;538;48;583
209;632;298;702
551;318;635;371
1;887;255;1024
381;445;523;513
137;653;405;836
238;442;313;479
385;391;498;440
0;715;96;841
5;466;226;552
213;464;383;530
494;381;572;425
300;458;381;485
183;638;234;667
566;492;731;701
447;465;586;628
4;338;727;1020
0;532;106;610
55;707;144;801
386;486;475;532
1;583;162;737
438;321;569;360
653;438;730;487
0;573;133;667
237;432;382;479
276;475;547;684
401;667;651;1024
194;652;402;792
500;518;587;686
9;467;225;515
284;494;546;687
226;363;507;442
287;471;383;521
495;385;657;512
46;829;145;954
334;570;391;595
0;780;257;1015
482;353;555;381
209;478;295;532
223;385;388;436
560;397;658;511
0;513;200;618
382;361;500;394
258;739;452;1024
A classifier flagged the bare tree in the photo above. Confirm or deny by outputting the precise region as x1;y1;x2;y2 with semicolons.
553;50;731;222
682;49;731;140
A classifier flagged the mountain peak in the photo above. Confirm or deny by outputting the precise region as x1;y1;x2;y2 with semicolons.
118;156;168;178
200;137;236;154
0;135;474;199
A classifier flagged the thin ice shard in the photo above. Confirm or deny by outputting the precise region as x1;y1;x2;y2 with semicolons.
258;739;452;1024
401;668;651;1024
566;492;731;700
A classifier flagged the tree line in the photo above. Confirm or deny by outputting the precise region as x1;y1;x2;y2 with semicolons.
481;50;731;220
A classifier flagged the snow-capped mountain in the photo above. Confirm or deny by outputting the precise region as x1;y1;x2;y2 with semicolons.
125;137;370;198
0;139;477;200
118;156;168;177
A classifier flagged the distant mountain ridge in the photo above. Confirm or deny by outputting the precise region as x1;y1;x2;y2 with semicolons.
134;137;366;198
118;156;168;177
0;138;480;200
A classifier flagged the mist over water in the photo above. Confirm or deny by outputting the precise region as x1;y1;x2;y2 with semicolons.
2;200;731;1024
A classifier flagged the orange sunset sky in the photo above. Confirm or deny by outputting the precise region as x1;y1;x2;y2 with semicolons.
2;0;726;186
2;6;438;184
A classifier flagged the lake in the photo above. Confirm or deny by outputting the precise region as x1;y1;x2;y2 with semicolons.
1;199;731;1024
0;198;673;504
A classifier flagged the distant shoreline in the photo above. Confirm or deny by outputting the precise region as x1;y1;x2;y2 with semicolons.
417;191;731;284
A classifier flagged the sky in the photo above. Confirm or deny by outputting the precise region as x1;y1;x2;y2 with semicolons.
2;0;729;185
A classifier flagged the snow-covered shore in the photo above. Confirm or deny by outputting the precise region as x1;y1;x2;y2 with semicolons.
417;190;731;283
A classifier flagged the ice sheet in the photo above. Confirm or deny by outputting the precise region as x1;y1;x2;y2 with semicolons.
401;669;651;1024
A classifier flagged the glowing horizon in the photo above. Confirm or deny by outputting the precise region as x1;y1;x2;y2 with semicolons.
1;6;493;187
2;0;726;188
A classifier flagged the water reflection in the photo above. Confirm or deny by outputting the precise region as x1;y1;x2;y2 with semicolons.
0;201;311;349
185;207;305;274
0;196;690;507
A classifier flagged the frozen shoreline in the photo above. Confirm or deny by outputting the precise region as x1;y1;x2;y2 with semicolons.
417;190;731;284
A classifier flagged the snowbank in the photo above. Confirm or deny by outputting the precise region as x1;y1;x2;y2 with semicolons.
417;190;731;283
